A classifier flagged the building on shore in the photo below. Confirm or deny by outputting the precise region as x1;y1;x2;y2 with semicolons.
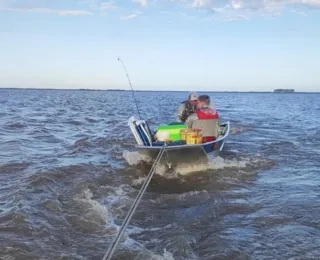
274;89;295;93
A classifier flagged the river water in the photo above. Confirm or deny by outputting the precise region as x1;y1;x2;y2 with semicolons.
0;89;319;260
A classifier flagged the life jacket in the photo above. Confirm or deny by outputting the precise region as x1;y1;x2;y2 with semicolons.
195;108;219;143
180;100;197;122
196;108;219;120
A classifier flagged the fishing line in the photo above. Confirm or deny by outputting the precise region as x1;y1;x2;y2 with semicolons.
118;57;142;119
102;145;166;260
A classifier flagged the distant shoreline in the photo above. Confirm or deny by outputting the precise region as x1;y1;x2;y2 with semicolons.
0;87;319;94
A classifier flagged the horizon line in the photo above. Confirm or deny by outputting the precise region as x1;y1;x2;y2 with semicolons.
0;87;319;94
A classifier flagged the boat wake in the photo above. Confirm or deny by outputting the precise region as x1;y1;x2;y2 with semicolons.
231;126;251;135
123;150;152;166
123;149;274;178
73;187;176;260
169;155;273;176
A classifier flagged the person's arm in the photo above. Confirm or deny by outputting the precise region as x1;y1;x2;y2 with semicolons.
176;103;185;122
185;113;197;128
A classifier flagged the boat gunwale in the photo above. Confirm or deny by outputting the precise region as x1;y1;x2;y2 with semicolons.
135;121;230;151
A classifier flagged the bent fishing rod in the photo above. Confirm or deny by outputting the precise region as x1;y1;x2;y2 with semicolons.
117;57;142;119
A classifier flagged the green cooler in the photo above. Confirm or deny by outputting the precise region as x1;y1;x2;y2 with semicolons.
156;123;186;142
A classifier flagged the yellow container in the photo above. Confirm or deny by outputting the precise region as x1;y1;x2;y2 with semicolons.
180;129;192;141
185;129;202;144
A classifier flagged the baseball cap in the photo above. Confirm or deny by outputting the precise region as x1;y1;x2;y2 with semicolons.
189;92;198;101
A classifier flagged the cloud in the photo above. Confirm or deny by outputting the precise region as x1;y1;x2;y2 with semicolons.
159;10;196;20
0;0;117;15
78;0;117;12
295;0;320;7
192;0;210;8
132;0;147;7
78;0;96;4
1;0;319;19
178;11;196;19
179;0;320;11
0;0;93;15
58;10;92;16
100;1;115;10
166;0;320;20
211;6;228;13
231;0;243;10
205;13;249;22
120;10;142;20
221;14;249;21
2;7;92;15
291;9;307;15
120;13;139;20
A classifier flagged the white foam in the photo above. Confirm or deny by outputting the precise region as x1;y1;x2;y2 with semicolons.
178;190;208;200
75;188;177;259
174;156;262;175
101;185;129;207
123;150;251;176
120;237;175;260
208;156;248;170
155;163;168;176
152;249;175;260
76;189;110;224
231;127;250;134
123;150;152;165
126;226;145;235
175;162;209;175
132;177;146;186
146;224;174;232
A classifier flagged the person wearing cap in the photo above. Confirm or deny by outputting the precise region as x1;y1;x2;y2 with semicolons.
176;92;198;123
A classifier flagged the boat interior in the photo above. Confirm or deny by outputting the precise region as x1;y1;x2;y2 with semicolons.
128;116;229;147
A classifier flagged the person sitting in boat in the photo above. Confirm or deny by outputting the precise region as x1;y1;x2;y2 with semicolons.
176;92;198;123
185;95;219;143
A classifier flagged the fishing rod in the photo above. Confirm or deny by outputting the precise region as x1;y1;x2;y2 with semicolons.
102;145;166;260
117;57;142;119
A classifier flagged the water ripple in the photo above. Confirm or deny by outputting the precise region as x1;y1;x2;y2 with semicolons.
0;90;319;259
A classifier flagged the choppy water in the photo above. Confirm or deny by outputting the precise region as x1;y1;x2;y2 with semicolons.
0;89;319;260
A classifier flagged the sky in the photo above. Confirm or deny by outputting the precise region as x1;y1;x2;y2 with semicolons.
0;0;320;92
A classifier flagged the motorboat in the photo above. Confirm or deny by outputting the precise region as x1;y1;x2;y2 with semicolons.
127;116;230;168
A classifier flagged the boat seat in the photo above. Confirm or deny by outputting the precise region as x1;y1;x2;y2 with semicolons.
128;116;153;146
191;119;219;138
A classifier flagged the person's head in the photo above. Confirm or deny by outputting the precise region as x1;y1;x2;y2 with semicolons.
197;95;210;108
188;92;198;102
